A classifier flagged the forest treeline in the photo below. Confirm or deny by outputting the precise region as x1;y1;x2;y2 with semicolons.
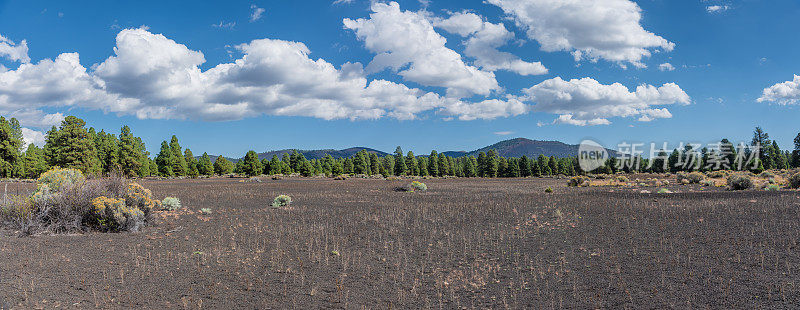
1;116;799;179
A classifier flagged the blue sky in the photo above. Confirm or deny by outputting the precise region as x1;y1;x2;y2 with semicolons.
1;0;799;157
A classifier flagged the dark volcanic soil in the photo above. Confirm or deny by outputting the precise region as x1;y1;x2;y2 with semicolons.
1;178;800;309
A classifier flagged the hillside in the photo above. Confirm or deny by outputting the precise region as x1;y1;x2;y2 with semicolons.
451;138;586;158
203;138;615;162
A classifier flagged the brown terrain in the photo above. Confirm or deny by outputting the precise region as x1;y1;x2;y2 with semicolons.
1;177;800;309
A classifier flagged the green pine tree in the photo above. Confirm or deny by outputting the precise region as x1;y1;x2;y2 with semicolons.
169;135;188;176
185;149;199;178
22;144;49;178
118;126;143;177
155;141;175;176
197;152;213;175
43;116;102;175
213;156;234;175
393;146;406;176
241;150;263;176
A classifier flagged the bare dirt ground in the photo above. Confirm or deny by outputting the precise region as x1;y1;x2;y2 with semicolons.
1;177;800;309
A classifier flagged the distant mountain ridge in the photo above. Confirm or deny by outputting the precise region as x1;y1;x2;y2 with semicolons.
445;138;596;158
203;138;615;162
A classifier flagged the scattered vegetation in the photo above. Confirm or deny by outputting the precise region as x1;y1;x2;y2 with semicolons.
765;184;780;191
199;208;212;215
545;186;553;193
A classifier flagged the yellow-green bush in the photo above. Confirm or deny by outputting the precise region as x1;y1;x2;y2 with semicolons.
410;181;427;192
125;183;158;216
568;176;590;187
677;172;705;184
91;196;145;232
32;168;85;201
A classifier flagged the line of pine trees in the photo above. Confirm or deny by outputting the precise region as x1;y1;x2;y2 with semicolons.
223;147;580;178
1;116;155;179
3;116;800;180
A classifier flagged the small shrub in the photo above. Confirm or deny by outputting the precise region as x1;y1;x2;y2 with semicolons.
568;176;590;187
162;197;182;211
91;196;145;232
616;176;629;183
727;174;753;191
790;172;800;189
765;184;780;192
545;186;553;193
199;208;212;214
244;177;262;183
125;183;158;216
410;181;427;192
701;180;716;187
334;175;347;181
272;195;292;208
657;188;673;194
677;172;705;184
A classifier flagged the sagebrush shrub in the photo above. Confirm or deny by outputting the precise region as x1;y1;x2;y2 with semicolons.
707;171;726;178
677;172;705;184
162;197;182;211
125;183;158;216
272;195;292;208
3;168;161;234
568;176;590;187
765;184;780;191
410;181;427;192
727;174;753;191
32;168;85;201
616;176;629;183
91;196;145;232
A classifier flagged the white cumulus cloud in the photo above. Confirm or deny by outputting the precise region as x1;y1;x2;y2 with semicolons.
1;28;527;126
758;75;800;105
486;0;674;68
0;34;30;63
343;2;500;98
435;12;547;76
523;77;690;125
